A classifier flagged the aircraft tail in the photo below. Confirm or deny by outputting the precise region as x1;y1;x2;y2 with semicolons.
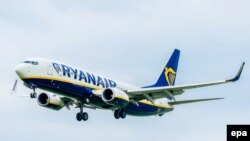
146;49;180;87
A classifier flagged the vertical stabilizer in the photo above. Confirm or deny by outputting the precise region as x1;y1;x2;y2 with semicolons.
147;49;180;87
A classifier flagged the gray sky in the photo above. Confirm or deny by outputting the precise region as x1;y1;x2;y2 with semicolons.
0;0;249;141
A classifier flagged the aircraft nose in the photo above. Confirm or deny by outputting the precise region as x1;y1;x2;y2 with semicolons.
15;64;26;78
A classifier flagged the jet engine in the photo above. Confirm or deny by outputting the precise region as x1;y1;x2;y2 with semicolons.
102;88;129;108
37;93;65;110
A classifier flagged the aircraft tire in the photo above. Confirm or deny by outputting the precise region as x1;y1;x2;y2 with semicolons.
76;113;82;121
82;112;88;121
120;110;126;119
30;93;33;98
30;93;37;98
33;93;37;98
114;110;120;119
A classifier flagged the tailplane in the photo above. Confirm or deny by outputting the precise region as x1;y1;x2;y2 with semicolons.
168;98;224;106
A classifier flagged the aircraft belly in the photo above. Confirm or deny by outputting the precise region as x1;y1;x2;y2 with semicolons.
23;78;92;99
124;103;173;116
23;78;174;116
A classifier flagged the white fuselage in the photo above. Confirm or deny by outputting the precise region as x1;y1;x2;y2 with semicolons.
15;58;174;116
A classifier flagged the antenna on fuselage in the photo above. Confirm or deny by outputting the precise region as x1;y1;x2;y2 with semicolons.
10;79;29;97
11;79;18;95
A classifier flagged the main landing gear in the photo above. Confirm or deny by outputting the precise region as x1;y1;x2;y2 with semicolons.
76;102;89;121
114;109;126;119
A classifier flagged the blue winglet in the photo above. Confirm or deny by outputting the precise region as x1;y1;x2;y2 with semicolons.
227;62;245;82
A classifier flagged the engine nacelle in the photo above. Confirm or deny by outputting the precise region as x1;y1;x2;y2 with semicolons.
37;93;64;110
102;88;129;108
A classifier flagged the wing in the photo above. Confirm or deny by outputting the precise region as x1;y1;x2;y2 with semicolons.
127;62;245;102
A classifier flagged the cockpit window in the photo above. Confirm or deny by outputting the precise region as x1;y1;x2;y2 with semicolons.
24;61;39;65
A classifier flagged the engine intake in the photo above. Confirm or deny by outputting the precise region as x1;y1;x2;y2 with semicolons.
103;89;115;101
37;93;64;110
102;88;129;108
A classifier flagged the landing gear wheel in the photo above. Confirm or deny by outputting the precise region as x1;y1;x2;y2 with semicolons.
30;93;37;98
75;102;89;121
114;110;127;119
30;93;33;98
33;93;37;98
82;112;88;121
30;87;37;99
119;110;127;119
76;113;82;121
114;110;120;119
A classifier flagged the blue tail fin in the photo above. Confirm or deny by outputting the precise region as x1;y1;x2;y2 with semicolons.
146;49;180;87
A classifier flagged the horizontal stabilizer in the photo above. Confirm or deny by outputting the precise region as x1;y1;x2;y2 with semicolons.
168;98;224;106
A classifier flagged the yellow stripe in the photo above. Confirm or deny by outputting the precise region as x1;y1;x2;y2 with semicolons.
22;75;170;109
115;97;170;108
138;100;170;108
49;102;64;107
22;75;103;90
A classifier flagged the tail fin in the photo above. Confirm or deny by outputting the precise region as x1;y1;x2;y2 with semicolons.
146;49;180;88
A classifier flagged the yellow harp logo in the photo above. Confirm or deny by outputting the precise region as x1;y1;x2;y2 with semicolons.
164;67;176;86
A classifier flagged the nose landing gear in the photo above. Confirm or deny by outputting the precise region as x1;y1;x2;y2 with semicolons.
30;88;37;98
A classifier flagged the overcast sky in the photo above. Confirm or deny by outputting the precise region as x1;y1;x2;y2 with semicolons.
0;0;249;141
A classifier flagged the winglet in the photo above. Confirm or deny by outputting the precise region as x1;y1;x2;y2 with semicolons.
227;62;245;82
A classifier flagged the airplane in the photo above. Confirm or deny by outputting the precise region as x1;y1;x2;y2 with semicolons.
13;49;245;121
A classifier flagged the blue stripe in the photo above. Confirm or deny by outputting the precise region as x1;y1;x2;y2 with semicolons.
23;78;172;116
